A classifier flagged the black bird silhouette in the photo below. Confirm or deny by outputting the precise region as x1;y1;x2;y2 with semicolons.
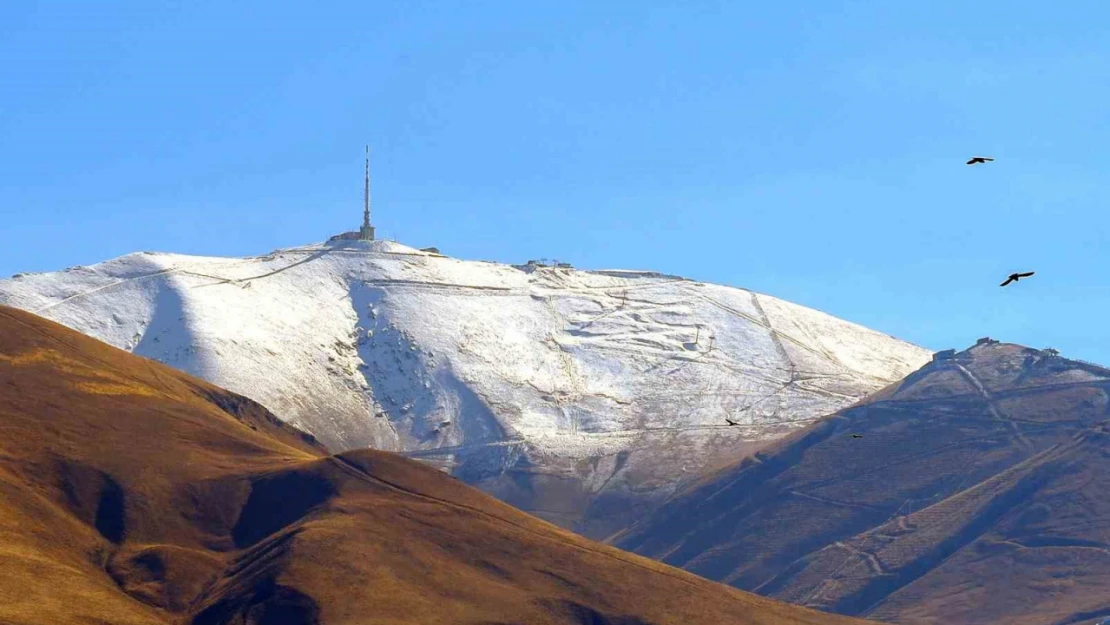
1000;271;1035;287
725;418;739;426
966;156;995;165
850;433;863;439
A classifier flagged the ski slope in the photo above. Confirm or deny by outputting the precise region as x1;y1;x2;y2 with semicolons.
0;238;932;534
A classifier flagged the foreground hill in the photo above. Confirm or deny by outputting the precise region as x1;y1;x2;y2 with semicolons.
0;239;930;537
611;340;1110;625
0;305;870;625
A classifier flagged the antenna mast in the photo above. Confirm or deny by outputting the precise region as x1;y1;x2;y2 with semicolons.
359;145;375;241
363;145;370;229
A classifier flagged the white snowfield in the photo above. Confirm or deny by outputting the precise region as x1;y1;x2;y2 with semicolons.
0;239;932;532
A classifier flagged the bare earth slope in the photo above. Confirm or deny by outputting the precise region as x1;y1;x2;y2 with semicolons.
0;239;931;538
0;305;872;625
612;341;1110;625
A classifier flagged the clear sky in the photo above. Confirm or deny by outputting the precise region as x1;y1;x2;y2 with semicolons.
2;2;1108;363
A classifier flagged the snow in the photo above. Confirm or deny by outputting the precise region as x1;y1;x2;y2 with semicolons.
0;237;932;516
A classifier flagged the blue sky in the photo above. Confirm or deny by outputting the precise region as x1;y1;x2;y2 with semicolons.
2;1;1108;363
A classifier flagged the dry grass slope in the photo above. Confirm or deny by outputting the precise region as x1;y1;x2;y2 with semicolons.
0;305;869;625
613;342;1110;625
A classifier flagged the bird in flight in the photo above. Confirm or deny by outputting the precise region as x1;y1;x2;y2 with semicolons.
725;418;740;427
966;156;994;165
1000;271;1035;287
850;433;863;439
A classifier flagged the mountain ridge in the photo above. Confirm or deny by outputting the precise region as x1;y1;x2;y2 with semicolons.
611;340;1110;625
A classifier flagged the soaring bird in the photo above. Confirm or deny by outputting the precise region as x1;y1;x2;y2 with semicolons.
1000;271;1035;287
966;156;995;165
725;418;740;427
850;433;863;439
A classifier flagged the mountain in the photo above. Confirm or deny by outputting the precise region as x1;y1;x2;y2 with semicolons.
0;304;878;625
0;239;930;537
610;340;1110;625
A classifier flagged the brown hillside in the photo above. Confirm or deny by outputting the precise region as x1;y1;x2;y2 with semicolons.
612;341;1110;625
0;305;869;625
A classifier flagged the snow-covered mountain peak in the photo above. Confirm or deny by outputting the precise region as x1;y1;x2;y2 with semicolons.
0;238;932;535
